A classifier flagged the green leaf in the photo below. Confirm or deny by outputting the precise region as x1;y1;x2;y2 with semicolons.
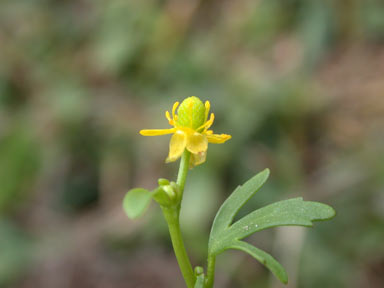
208;169;336;284
229;241;288;284
225;197;336;244
123;188;152;219
209;169;270;244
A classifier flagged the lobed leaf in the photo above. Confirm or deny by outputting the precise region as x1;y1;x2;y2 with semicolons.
226;197;336;242
228;241;288;284
208;169;336;284
123;188;152;219
209;169;270;246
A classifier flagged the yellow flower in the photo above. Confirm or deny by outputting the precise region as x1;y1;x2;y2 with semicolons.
140;96;231;167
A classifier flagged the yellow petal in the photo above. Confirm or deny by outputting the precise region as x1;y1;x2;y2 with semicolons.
206;133;231;144
172;101;179;119
186;132;208;154
197;113;215;132
190;151;207;168
166;130;187;163
140;128;176;136
165;111;174;125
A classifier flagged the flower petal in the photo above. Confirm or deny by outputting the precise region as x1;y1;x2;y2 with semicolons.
186;132;208;154
190;151;207;167
206;132;231;144
140;128;176;136
197;113;215;132
165;111;174;125
172;101;179;119
166;130;187;163
204;101;210;122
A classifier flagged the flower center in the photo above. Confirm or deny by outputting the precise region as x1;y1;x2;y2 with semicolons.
176;96;206;130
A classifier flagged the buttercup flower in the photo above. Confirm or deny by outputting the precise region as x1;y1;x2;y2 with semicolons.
140;96;231;167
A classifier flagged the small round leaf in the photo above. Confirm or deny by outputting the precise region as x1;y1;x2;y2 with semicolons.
123;188;152;219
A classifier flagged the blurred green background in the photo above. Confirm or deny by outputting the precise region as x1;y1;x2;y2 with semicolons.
1;0;384;287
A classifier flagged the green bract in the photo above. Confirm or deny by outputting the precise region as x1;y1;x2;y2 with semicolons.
176;96;206;129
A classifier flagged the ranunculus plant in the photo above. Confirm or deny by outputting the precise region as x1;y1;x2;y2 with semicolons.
123;96;335;288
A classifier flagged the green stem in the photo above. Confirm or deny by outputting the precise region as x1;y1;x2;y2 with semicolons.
162;150;195;288
162;207;195;288
177;150;190;195
205;255;216;288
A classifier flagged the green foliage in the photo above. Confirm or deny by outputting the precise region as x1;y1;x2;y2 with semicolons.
123;188;152;219
3;0;380;286
123;167;336;286
228;241;287;284
226;197;335;243
123;181;181;218
151;187;172;207
208;169;335;284
209;168;270;254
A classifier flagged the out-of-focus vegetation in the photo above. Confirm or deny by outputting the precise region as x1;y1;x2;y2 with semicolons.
0;0;384;287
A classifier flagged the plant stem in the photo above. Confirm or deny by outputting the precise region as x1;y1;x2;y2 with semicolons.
205;255;216;288
177;150;190;195
162;150;195;288
162;207;195;288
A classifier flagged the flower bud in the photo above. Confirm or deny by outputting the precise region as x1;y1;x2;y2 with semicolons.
162;185;176;199
158;178;170;186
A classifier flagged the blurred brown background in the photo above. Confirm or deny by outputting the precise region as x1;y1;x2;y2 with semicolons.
1;0;384;287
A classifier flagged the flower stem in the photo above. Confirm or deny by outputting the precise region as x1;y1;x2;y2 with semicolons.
205;255;216;288
177;150;190;195
162;207;195;288
162;150;195;288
